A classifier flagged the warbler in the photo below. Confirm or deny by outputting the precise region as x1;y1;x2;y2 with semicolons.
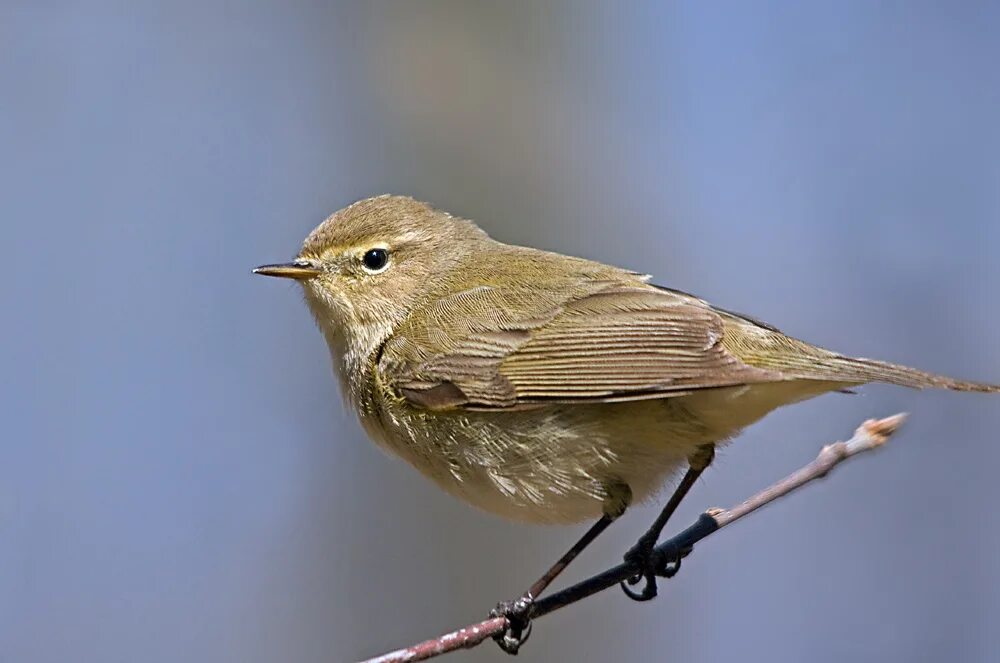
255;195;998;642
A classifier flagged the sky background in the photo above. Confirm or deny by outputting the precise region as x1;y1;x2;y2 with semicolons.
3;2;999;662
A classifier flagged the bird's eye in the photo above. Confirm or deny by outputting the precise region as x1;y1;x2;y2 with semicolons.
361;248;389;273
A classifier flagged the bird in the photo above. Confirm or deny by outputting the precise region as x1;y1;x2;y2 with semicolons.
254;194;998;650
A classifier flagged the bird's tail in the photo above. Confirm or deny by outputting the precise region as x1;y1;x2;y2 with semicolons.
720;317;999;393
825;355;1000;392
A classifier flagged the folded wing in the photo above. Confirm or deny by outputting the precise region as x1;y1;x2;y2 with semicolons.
380;282;783;410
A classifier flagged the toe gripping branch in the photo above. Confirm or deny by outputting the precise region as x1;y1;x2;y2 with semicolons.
490;596;534;655
620;536;689;601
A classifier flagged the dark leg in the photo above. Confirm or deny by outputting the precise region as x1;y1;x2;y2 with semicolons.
527;513;616;600
492;483;631;654
621;444;715;601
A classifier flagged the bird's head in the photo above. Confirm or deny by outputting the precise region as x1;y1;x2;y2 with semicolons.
254;195;489;357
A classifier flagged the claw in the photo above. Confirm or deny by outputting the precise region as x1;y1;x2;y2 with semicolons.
620;540;684;602
621;568;658;601
490;596;534;655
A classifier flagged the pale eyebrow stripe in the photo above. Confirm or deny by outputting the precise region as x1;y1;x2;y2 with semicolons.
393;229;431;244
317;230;430;258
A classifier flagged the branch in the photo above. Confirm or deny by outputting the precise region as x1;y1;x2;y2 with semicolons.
358;413;908;663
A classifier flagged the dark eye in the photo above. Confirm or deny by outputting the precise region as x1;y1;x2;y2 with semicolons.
361;248;389;272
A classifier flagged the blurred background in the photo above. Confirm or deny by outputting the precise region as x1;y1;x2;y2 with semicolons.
3;2;999;661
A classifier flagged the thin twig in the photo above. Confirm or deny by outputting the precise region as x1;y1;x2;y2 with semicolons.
357;413;908;663
360;618;509;663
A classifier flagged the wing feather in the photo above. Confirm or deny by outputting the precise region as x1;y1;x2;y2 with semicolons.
380;277;782;410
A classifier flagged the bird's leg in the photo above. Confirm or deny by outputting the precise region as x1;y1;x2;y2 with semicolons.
491;483;630;655
490;514;613;653
621;444;715;601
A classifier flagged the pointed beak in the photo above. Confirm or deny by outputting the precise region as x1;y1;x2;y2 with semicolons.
252;260;322;280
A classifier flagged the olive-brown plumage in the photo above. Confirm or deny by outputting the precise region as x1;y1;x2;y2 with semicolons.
255;195;999;524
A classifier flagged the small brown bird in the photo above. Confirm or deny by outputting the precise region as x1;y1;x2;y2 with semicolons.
255;195;998;648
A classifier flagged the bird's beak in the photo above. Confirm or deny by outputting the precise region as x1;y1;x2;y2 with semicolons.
252;260;322;280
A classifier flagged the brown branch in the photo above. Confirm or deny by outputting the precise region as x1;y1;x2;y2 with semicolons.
357;413;908;663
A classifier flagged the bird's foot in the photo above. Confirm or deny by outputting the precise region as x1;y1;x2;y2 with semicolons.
490;595;534;655
620;535;684;602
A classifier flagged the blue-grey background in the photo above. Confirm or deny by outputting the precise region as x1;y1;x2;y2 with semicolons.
3;2;999;662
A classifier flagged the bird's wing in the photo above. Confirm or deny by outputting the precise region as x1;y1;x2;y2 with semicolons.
379;281;784;410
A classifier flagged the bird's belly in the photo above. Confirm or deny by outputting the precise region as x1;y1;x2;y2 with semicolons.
370;398;717;524
364;381;849;524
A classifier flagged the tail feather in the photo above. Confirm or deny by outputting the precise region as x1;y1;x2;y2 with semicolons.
832;355;1000;393
720;317;999;393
